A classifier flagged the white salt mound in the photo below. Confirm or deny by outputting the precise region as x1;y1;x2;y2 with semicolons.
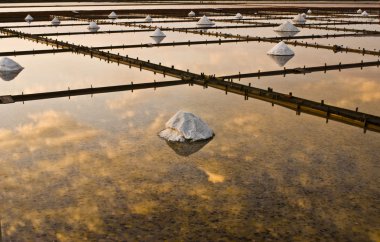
0;57;23;72
235;13;243;19
188;11;196;17
361;11;368;16
108;11;118;19
145;15;153;22
25;14;33;22
357;9;362;14
292;14;306;23
51;17;60;25
307;9;312;14
197;15;215;26
274;20;299;32
267;41;295;56
150;28;166;37
88;21;100;30
159;111;214;142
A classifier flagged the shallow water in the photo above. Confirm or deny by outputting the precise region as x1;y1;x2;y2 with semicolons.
0;4;379;242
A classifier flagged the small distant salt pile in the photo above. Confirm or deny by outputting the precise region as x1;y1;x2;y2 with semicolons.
361;11;369;17
274;20;300;32
267;41;295;56
292;14;306;24
108;11;118;19
235;13;243;20
0;57;24;81
25;14;33;23
301;13;307;18
357;9;363;14
159;111;214;142
145;15;153;22
188;11;196;17
197;15;215;26
87;21;100;31
51;17;60;26
307;9;312;14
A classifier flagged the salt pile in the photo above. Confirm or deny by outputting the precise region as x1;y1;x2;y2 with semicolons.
145;15;153;22
51;17;60;25
307;9;312;14
267;41;295;56
0;57;24;81
235;13;243;20
361;11;369;17
274;20;300;32
87;21;100;31
292;14;306;24
357;9;363;14
150;28;166;37
25;14;33;23
301;13;307;18
150;28;166;44
188;11;196;17
108;11;118;19
159;111;214;142
197;15;215;26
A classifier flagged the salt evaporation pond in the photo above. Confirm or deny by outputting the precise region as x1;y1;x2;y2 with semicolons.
0;3;379;242
110;41;378;76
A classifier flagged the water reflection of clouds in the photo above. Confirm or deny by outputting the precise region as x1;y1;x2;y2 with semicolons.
299;73;380;113
1;83;379;240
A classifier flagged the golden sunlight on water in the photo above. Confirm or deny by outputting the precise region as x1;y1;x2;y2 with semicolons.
0;82;379;240
0;3;379;241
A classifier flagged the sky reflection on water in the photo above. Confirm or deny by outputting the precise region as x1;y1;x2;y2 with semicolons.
0;5;379;242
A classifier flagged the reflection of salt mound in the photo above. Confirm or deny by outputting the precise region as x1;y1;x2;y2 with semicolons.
235;13;243;19
197;15;215;26
150;28;166;37
188;11;196;17
0;70;23;81
159;111;214;142
307;9;312;14
357;9;362;14
276;31;298;37
361;11;368;17
267;41;295;56
151;36;165;44
51;17;60;25
165;139;211;156
268;54;294;67
25;14;33;23
292;14;306;24
87;21;100;31
0;57;24;81
108;11;118;19
145;15;153;22
274;20;299;32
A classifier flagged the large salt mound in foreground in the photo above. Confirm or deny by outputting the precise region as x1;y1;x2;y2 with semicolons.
159;111;214;142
